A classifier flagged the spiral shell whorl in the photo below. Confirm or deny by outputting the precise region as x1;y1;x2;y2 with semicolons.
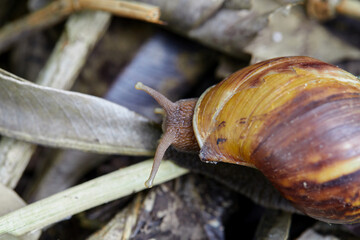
193;56;360;223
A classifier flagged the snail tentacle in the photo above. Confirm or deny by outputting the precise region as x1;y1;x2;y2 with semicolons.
145;130;176;187
135;82;176;112
136;82;199;187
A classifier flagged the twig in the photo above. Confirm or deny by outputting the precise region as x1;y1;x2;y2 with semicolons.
0;160;188;236
336;0;360;19
0;0;161;52
306;0;360;21
0;0;73;52
78;0;161;23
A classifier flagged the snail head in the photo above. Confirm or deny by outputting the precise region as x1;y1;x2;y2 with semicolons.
135;82;199;187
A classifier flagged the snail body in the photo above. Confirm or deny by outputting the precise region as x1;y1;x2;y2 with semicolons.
136;56;360;224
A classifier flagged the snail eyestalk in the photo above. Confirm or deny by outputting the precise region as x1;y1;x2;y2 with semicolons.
136;82;177;188
135;82;176;112
145;131;175;188
135;82;199;188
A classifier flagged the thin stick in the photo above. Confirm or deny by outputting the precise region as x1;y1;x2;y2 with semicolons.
0;0;73;52
0;160;188;236
306;0;360;20
0;0;161;52
336;0;360;19
79;0;162;23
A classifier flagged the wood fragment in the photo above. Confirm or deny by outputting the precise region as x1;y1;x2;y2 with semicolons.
87;193;145;240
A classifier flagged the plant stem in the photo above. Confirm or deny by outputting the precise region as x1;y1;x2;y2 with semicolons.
0;160;188;236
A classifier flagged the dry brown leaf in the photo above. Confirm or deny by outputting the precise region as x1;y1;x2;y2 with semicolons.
137;0;279;58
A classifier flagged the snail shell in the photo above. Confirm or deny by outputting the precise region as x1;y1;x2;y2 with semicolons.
136;56;360;224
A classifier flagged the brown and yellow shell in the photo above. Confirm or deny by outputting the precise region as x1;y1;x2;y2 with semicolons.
193;56;360;223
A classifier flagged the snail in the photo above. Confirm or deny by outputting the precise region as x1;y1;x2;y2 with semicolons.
135;56;360;224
